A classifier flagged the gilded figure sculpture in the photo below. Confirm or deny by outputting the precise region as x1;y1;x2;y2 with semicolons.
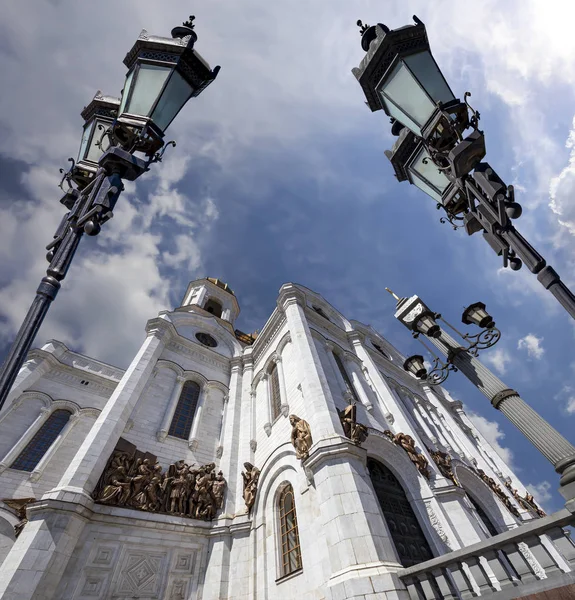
428;448;459;486
242;462;261;512
504;481;546;517
476;469;520;517
92;441;226;521
392;432;430;479
338;404;369;447
289;414;313;461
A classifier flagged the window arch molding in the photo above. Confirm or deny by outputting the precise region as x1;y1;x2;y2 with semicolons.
0;398;86;481
455;465;518;532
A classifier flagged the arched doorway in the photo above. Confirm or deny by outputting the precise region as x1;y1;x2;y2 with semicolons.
368;457;433;567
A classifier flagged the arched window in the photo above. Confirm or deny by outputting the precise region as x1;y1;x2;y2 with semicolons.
270;364;282;421
11;409;71;472
333;352;360;404
368;458;433;567
168;381;201;440
204;298;223;318
468;494;498;536
312;305;330;321
278;484;302;576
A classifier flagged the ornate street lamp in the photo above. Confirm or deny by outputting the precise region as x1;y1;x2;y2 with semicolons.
353;17;575;322
0;16;221;411
386;288;575;501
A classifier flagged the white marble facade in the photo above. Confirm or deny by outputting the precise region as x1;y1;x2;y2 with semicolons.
0;278;549;599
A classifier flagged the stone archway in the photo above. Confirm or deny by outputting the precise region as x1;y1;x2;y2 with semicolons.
367;457;433;567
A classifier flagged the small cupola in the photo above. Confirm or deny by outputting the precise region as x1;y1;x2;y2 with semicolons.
179;277;240;325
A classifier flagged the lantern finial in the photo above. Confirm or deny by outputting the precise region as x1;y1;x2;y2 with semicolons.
183;15;196;29
357;20;370;35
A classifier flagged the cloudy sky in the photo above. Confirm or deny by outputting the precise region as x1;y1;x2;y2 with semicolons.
1;0;575;512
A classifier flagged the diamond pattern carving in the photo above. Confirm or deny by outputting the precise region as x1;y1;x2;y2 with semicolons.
117;551;166;597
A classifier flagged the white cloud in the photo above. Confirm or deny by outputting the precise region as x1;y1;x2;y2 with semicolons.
526;480;553;512
482;348;512;375
467;411;515;469
566;397;575;415
517;334;545;359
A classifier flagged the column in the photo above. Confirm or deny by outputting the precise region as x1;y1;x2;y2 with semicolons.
156;374;186;441
30;412;80;482
345;356;373;411
324;342;348;399
277;285;340;440
189;382;217;450
219;357;243;514
429;329;575;500
275;355;289;416
259;375;271;436
0;317;173;600
234;352;254;516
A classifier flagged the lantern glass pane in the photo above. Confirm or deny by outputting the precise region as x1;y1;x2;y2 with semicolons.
404;51;454;107
380;61;435;131
127;63;171;118
86;118;111;163
78;121;95;161
408;147;450;203
379;96;421;137
151;70;192;132
119;69;134;116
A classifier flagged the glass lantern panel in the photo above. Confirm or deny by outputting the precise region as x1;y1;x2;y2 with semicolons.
86;118;112;163
151;70;193;132
404;51;454;107
380;62;436;132
119;69;134;116
408;147;450;203
379;96;421;137
78;121;95;161
126;63;171;118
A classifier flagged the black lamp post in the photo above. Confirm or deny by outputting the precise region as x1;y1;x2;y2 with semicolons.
0;16;220;411
353;17;575;322
386;288;575;501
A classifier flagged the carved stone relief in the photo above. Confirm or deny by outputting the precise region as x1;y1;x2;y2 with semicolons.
428;448;460;486
338;403;369;447
2;497;35;538
392;432;430;479
424;501;452;550
504;481;546;517
92;438;226;520
242;461;260;512
475;469;520;518
289;414;313;461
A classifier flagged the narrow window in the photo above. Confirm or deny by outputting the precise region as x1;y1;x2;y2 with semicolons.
279;484;302;576
204;299;223;318
312;306;330;321
270;364;282;421
11;409;72;472
372;342;389;359
333;352;360;404
168;381;201;439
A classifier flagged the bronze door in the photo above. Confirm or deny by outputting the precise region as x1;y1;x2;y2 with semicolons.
368;458;433;567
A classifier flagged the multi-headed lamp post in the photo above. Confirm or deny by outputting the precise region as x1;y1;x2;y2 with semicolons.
0;16;220;411
353;17;575;322
385;287;575;502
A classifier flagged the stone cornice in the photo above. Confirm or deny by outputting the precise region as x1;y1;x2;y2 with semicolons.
165;338;231;374
251;311;287;365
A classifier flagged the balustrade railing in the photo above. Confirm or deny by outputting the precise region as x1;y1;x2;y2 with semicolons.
398;509;575;599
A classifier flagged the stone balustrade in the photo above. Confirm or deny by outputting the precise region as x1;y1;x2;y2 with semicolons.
398;509;575;599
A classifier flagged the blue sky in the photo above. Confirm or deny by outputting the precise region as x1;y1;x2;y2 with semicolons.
1;1;575;513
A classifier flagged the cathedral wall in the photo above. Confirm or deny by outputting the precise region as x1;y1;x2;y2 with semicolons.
0;394;47;461
31;373;115;412
120;343;230;470
0;412;98;501
53;510;210;600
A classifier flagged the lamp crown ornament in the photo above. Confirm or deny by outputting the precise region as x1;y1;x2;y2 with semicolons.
357;20;370;35
171;15;198;42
